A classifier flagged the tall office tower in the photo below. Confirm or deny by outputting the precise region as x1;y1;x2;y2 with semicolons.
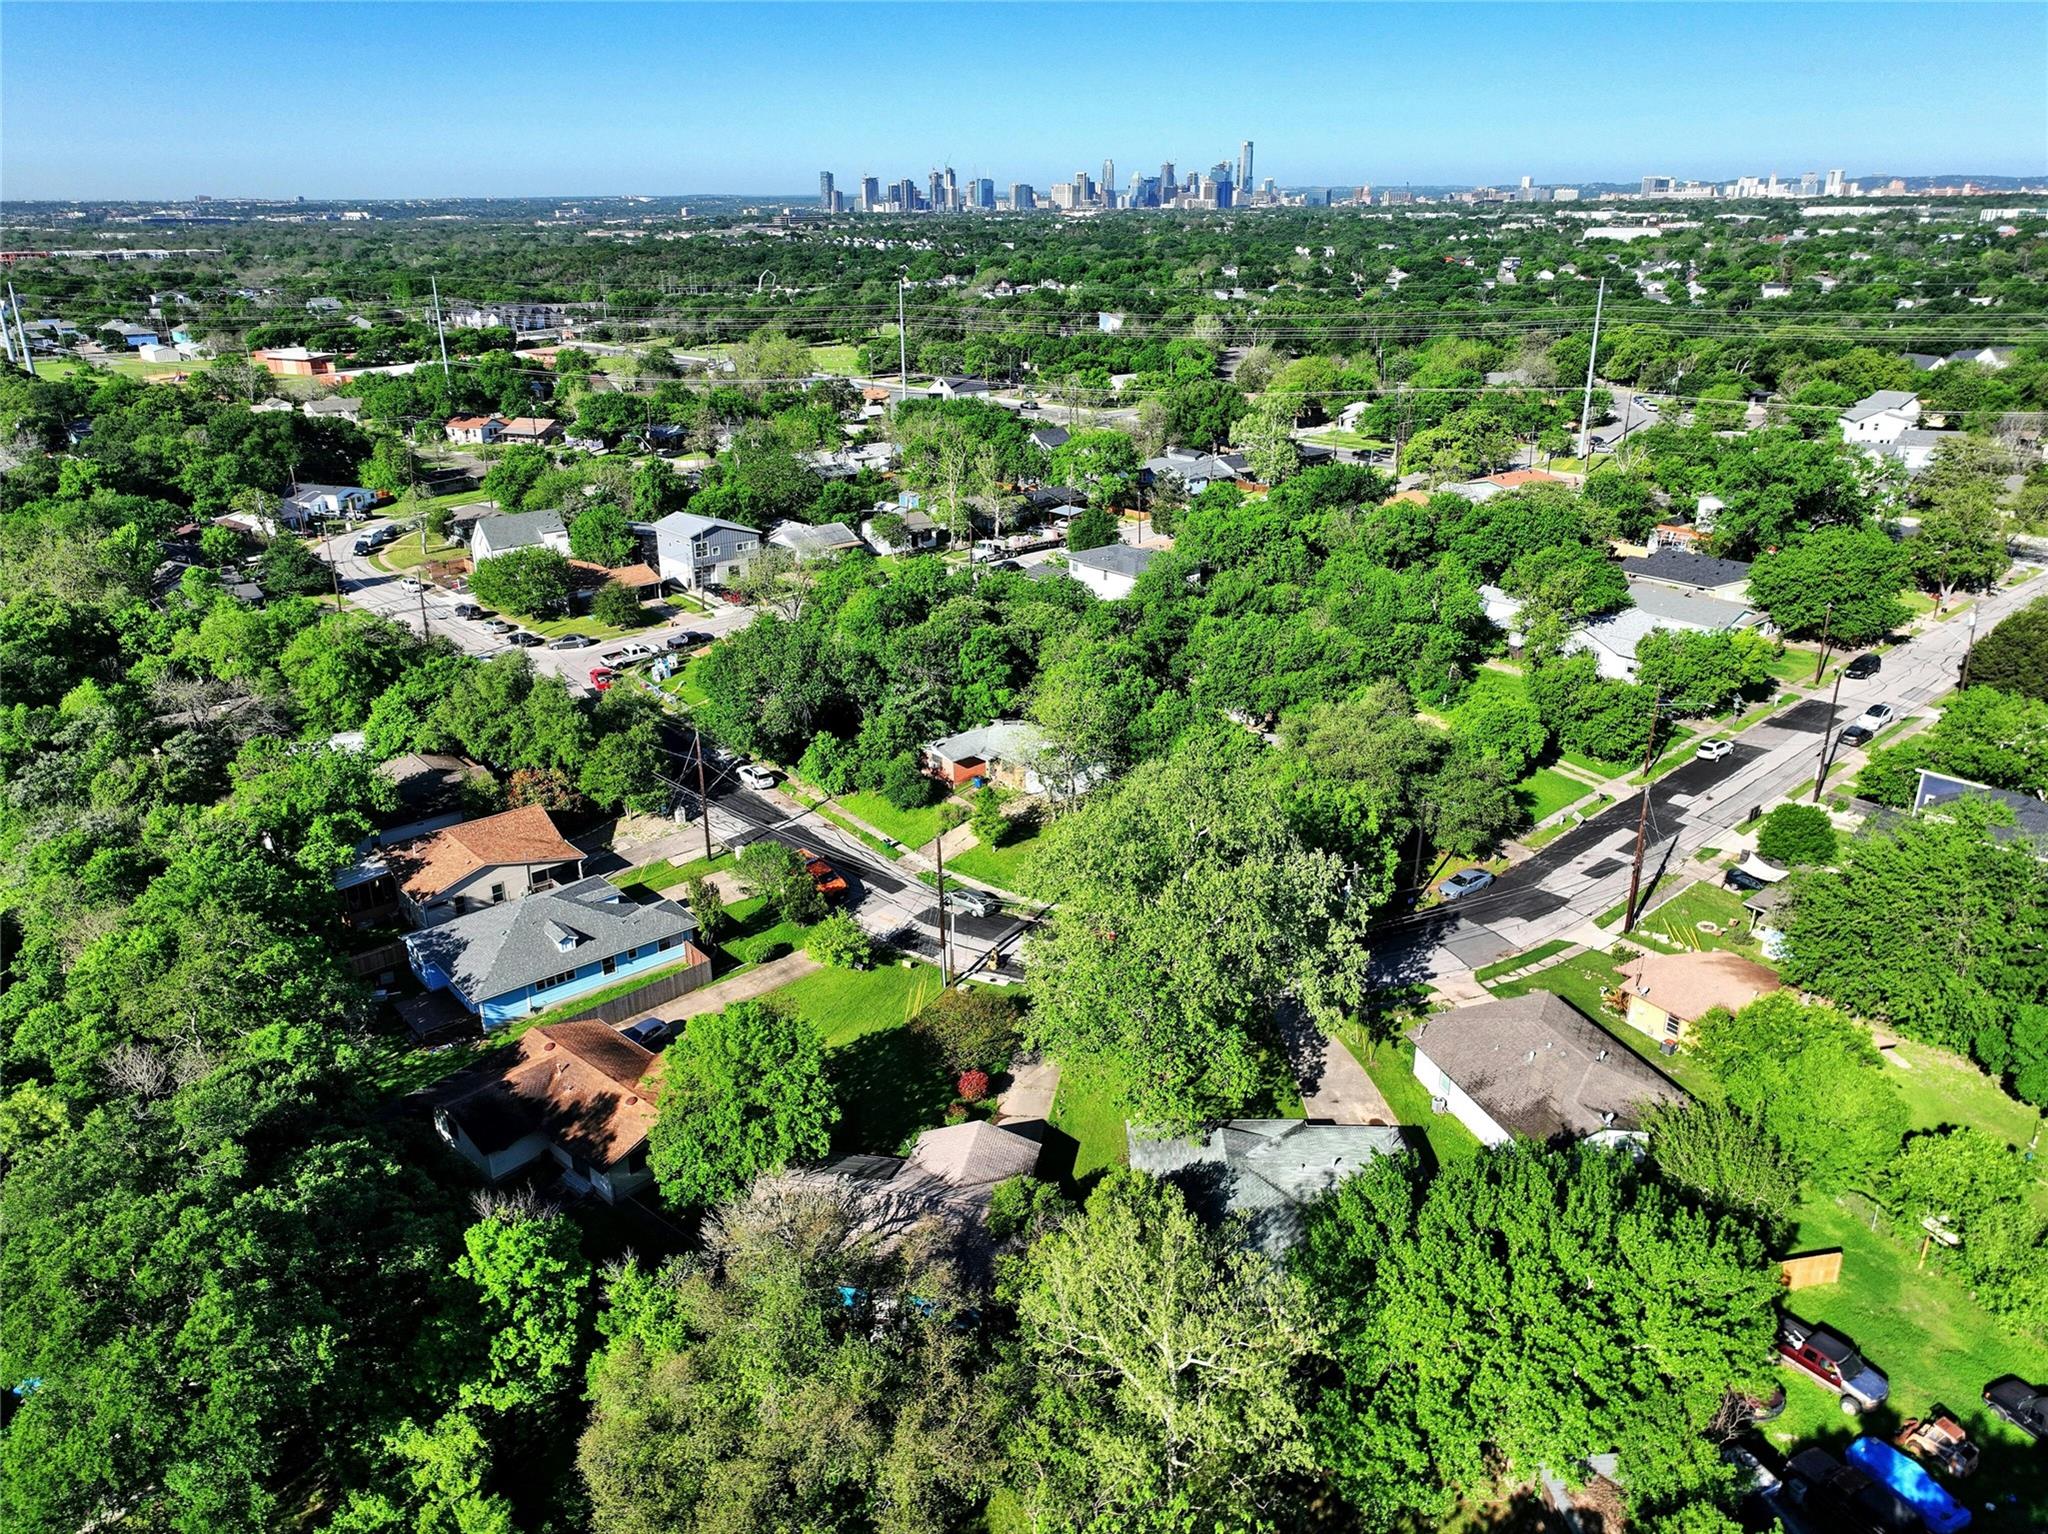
1641;175;1674;195
1009;182;1035;210
1160;161;1176;195
1520;174;1533;191
1798;170;1820;197
942;166;959;209
1073;170;1094;205
928;168;945;209
818;171;835;210
1198;176;1219;207
859;175;880;212
1102;159;1115;204
974;177;995;210
893;177;919;211
1825;168;1845;196
1238;140;1254;191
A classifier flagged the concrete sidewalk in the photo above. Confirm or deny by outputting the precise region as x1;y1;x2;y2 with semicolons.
1275;1002;1397;1127
668;952;819;1019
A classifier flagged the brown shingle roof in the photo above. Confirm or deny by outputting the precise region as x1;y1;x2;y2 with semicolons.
1618;950;1782;1025
1409;992;1686;1141
436;1020;662;1166
386;805;582;900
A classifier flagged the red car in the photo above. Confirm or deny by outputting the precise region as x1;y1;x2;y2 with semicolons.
797;848;848;901
588;666;616;692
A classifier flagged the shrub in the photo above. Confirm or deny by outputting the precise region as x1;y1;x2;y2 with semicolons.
943;1103;969;1125
683;875;727;941
970;786;1008;847
804;911;871;970
1756;803;1837;867
936;801;970;833
589;580;643;629
910;987;1022;1075
879;751;936;812
798;731;856;795
956;1069;991;1104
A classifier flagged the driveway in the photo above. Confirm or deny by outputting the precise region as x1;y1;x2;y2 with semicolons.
1275;1002;1396;1126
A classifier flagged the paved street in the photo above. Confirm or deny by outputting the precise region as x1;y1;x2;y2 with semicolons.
1371;573;2042;982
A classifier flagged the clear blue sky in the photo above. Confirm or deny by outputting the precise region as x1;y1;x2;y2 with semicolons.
4;2;2043;198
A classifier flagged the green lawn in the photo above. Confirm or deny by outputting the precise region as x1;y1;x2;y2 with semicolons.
1557;745;1637;777
1593;873;1673;930
517;610;657;642
947;817;1052;897
1300;427;1392;451
1472;939;1575;984
1347;1033;1483;1168
1630;881;1768;960
1047;1061;1131;1188
655;657;711;709
1763;1195;2048;1532
836;790;956;850
1884;1041;2048;1177
1765;645;1825;684
772;961;951;1156
774;959;945;1049
613;850;733;895
1486;949;1628;1030
1514;766;1591;824
371;533;466;573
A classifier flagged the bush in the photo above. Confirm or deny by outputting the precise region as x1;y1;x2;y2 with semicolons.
589;580;643;629
956;1069;991;1104
936;801;970;834
1756;803;1837;867
804;912;871;970
468;546;572;618
910;987;1022;1075
1066;506;1119;552
798;731;856;795
683;875;727;941
970;786;1008;847
879;751;936;812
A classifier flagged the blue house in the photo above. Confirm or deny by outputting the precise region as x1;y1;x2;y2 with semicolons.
404;876;709;1029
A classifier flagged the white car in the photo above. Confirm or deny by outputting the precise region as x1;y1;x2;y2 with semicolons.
1632;394;1660;412
1696;739;1734;762
736;764;777;791
1855;703;1896;730
610;642;658;663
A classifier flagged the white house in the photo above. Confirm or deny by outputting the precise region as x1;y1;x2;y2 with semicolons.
1567;577;1764;680
652;511;761;590
767;519;864;562
861;507;942;554
1838;390;1921;446
469;508;568;562
1875;428;1959;477
137;343;182;364
1062;542;1155;600
445;414;505;446
279;482;378;529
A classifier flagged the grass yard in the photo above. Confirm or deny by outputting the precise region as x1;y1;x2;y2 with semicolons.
1472;939;1576;985
518;610;657;642
1486;948;1626;1026
1300;427;1392;451
1765;645;1825;685
835;789;956;850
1884;1042;2048;1176
613;850;733;895
654;657;711;709
371;534;467;573
1047;1061;1131;1188
948;817;1053;897
1514;765;1591;825
1346;1032;1484;1169
1630;880;1767;960
1557;744;1638;778
773;960;951;1156
1763;1195;2048;1531
1592;873;1673;930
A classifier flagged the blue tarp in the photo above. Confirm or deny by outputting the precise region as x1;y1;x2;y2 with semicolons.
1846;1436;1972;1533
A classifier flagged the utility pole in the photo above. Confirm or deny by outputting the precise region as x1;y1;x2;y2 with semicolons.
1960;606;1981;689
1812;660;1847;802
933;831;952;986
4;281;30;374
1620;687;1664;935
1811;598;1835;684
693;724;713;863
897;272;909;407
430;277;451;380
1576;275;1607;463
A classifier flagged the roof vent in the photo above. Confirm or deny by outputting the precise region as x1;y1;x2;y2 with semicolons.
1597;1049;1609;1061
543;1041;556;1052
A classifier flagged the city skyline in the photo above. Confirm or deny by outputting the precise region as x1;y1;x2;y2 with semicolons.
4;2;2044;199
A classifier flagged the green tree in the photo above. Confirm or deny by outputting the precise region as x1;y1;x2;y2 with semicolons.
969;784;1008;847
1908;491;2009;609
1967;596;2048;700
737;839;829;925
1885;1127;2047;1325
1047;428;1141;507
260;532;334;597
1157;378;1248;449
480;444;549;508
1501;542;1631;621
682;874;727;941
357;432;421;498
1642;1100;1803;1233
278;608;418;732
587;579;642;629
449;1201;593;1413
1691;992;1910;1192
467;547;572;618
908;986;1021;1076
569;501;636;567
330;1410;515;1534
1755;803;1837;866
646;1001;836;1206
1235;395;1302;485
1635;628;1778;717
803;910;871;969
1451;683;1549;779
1296;1145;1774;1526
1746;525;1910;651
1005;1170;1325;1534
1064;505;1119;552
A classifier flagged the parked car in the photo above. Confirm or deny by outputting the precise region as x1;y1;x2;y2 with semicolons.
483;618;516;634
1633;394;1660;412
990;559;1024;572
548;634;594;650
665;630;711;650
1436;868;1496;902
508;631;544;648
588;667;616;692
715;587;747;605
1778;1314;1889;1412
1844;652;1881;680
454;603;485;620
1838;721;1879;748
1982;1376;2048;1441
1696;739;1734;762
1855;702;1896;730
798;848;848;900
736;763;777;790
610;642;657;662
618;1017;673;1051
1725;854;1790;892
943;887;1000;919
1894;1409;1978;1478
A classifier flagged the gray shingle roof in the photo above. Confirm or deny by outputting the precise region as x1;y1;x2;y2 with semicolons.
471;507;564;555
1408;993;1685;1142
405;876;696;1004
1127;1120;1409;1256
1620;548;1752;591
1622;577;1758;629
1841;390;1918;422
1064;543;1155;581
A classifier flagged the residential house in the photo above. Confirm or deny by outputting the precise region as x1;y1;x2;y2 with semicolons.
930;375;990;399
251;347;337;378
1874;428;1958;477
1945;345;2015;370
1126;1121;1408;1258
1619;548;1753;602
100;321;158;349
652;510;762;590
767;519;864;562
1617;950;1782;1049
861;507;942;554
1904;352;1946;373
1408;993;1687;1148
384;805;585;928
1568;577;1765;680
278;482;377;529
1062;542;1155;600
137;343;182;364
303;394;365;422
1028;424;1071;453
1142;448;1251;496
469;508;568;561
1442;468;1575;504
404;876;708;1029
1018;485;1087;523
1913;768;2048;849
498;416;562;445
924;720;1053;793
305;296;345;314
1838;390;1921;446
429;1020;664;1203
445;415;505;446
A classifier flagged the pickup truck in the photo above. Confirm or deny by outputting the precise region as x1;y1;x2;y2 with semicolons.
798;848;848;900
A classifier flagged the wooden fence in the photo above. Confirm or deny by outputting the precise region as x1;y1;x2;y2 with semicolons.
1779;1249;1844;1290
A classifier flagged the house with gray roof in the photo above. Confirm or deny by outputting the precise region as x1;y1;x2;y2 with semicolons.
767;519;864;562
469;507;568;562
1913;769;2048;850
924;719;1053;793
1127;1120;1410;1257
1838;390;1921;446
1874;427;1959;476
1062;542;1156;600
404;876;708;1029
1028;424;1071;452
652;510;761;590
1142;449;1250;495
1566;576;1763;680
1409;993;1686;1149
1620;548;1752;601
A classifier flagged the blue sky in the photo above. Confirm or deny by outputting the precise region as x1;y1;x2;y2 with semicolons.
4;2;2043;198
